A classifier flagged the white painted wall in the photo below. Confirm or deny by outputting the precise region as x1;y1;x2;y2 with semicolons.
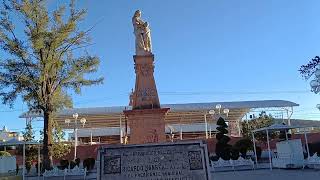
0;156;16;174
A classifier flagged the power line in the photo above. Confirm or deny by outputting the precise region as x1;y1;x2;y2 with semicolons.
159;90;311;95
0;109;24;112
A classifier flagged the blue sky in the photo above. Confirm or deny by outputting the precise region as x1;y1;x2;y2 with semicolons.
1;0;320;133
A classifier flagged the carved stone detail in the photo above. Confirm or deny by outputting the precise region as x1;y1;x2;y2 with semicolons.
134;63;154;76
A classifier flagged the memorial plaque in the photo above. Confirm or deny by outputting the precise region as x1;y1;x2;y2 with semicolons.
97;141;211;180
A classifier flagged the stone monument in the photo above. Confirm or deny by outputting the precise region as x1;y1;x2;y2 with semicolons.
124;10;169;144
97;141;211;180
96;10;211;180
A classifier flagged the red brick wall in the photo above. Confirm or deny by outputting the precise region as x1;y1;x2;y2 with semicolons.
10;132;320;165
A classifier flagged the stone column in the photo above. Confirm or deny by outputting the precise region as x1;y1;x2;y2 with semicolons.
132;55;160;109
124;54;169;144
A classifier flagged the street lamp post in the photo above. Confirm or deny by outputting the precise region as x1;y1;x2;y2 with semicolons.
65;113;86;160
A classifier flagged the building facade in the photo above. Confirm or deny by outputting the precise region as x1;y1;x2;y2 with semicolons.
0;126;23;142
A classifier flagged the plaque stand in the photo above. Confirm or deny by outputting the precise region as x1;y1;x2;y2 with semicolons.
124;54;169;144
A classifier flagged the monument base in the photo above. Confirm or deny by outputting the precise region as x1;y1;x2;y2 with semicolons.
97;141;211;180
124;108;169;144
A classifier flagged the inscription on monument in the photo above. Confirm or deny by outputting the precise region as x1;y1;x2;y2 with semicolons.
104;156;121;174
98;141;211;180
136;88;157;98
144;129;159;143
135;63;154;76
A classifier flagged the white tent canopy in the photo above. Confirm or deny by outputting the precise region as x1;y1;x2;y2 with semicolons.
0;140;41;180
251;124;312;170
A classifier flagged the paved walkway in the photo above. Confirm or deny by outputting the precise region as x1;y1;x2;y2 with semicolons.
24;172;96;180
12;169;320;180
212;169;320;180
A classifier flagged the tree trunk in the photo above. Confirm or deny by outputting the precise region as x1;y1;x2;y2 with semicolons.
43;110;53;170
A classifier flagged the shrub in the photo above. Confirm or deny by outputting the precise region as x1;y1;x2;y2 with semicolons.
83;159;90;170
230;147;240;160
75;158;81;167
69;160;76;169
83;158;95;171
16;164;19;175
233;138;253;158
216;143;232;160
256;146;262;160
0;151;11;156
59;159;69;170
308;142;320;156
26;161;32;173
36;162;44;173
215;117;232;160
209;155;219;162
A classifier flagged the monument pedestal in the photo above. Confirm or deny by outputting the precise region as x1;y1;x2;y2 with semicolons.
124;108;169;144
132;55;160;109
125;53;169;144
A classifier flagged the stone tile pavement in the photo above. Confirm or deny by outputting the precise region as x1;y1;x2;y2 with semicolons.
16;169;320;180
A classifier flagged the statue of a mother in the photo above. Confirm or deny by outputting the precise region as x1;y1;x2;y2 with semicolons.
132;10;152;55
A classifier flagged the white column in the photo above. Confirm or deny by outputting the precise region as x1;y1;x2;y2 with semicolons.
74;128;78;160
96;149;101;180
204;113;208;139
120;114;123;144
252;132;258;165
286;108;292;126
90;130;93;145
38;145;40;179
180;117;183;140
266;129;272;170
237;120;241;137
23;143;25;180
286;107;293;134
304;130;310;158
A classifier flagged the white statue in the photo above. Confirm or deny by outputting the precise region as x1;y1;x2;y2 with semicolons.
132;10;152;55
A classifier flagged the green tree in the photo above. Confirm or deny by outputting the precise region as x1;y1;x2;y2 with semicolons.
215;117;232;160
0;151;11;156
241;111;276;143
233;138;253;158
40;120;71;159
21;123;37;172
23;123;34;142
0;0;103;169
299;56;320;93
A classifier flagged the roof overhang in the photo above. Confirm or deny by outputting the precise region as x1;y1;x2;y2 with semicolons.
19;100;299;129
252;124;314;132
19;100;298;118
0;139;40;146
